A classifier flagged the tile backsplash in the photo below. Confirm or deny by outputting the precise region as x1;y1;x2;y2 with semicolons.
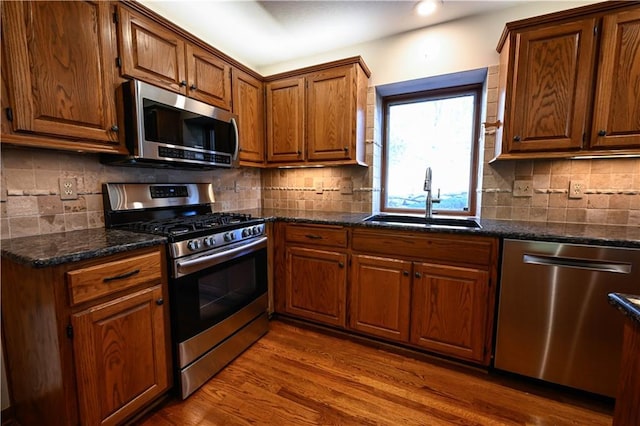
0;147;261;239
2;72;639;240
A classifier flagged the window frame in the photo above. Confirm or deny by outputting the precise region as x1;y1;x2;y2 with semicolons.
380;83;483;217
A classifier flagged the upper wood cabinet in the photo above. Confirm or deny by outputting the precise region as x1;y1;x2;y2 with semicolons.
265;57;370;167
116;5;232;110
232;68;265;165
495;2;640;160
591;8;640;149
0;1;126;154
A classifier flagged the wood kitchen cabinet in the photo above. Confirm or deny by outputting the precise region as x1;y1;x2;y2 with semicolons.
350;254;411;342
274;223;348;328
233;68;266;165
350;228;498;366
265;57;370;166
1;246;172;426
117;5;232;110
495;2;640;159
0;0;126;154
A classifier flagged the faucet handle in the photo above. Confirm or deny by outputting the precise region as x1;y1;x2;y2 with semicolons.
433;188;441;203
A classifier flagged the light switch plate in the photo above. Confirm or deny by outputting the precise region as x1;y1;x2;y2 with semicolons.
513;180;533;197
340;178;353;195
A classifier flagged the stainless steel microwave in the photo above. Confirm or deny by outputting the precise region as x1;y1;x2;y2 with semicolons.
106;79;239;169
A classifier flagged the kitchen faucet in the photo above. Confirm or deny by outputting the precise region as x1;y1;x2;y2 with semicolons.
424;167;440;218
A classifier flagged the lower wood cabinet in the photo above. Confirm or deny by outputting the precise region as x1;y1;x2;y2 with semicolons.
1;245;172;426
275;223;499;367
285;246;347;327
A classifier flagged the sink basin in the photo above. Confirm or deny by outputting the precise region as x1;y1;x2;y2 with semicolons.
363;214;481;229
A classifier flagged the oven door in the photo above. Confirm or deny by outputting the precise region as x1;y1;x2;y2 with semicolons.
170;237;267;349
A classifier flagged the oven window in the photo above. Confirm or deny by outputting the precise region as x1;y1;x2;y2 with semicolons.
198;257;258;321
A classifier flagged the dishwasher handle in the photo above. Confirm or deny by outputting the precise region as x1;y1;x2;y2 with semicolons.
522;253;632;274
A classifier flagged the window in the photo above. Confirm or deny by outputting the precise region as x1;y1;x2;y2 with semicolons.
381;83;482;216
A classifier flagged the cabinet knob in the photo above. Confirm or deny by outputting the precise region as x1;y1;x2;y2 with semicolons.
513;135;521;142
297;150;301;156
189;84;197;91
110;125;119;132
598;130;607;137
343;147;348;152
180;80;187;87
415;272;422;278
403;271;409;276
338;262;345;268
156;298;164;306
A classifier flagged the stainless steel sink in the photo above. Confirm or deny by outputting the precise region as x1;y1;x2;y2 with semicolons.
362;214;481;229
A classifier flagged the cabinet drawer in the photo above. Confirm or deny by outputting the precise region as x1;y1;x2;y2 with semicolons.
67;250;162;305
285;224;348;248
352;229;496;267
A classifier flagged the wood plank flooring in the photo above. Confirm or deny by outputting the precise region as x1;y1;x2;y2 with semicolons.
135;320;613;426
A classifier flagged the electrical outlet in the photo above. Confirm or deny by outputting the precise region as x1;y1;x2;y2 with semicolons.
340;178;353;195
569;180;584;199
315;182;323;194
513;180;533;197
59;177;78;200
234;180;240;193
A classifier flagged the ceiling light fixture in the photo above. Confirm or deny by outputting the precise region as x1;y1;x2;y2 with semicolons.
415;0;438;16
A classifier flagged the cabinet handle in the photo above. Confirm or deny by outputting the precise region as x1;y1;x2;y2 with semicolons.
156;298;164;306
338;262;345;268
103;269;140;283
179;80;187;87
598;130;607;137
189;84;197;91
513;135;521;142
403;271;409;276
415;272;422;278
304;234;323;240
110;125;119;132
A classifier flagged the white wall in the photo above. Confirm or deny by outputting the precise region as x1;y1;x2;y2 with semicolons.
258;1;603;85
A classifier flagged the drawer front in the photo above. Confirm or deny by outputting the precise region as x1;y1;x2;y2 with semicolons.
285;224;348;248
352;229;496;267
67;250;162;305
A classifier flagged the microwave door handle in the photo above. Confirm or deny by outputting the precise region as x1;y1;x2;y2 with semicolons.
231;117;239;161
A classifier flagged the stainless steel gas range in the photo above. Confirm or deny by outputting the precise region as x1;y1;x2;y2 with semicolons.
103;182;268;399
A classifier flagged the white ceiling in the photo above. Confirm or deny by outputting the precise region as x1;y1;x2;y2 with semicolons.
138;0;529;71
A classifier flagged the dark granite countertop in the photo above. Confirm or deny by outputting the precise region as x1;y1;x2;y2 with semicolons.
1;228;166;268
3;209;638;268
608;293;640;324
239;208;640;248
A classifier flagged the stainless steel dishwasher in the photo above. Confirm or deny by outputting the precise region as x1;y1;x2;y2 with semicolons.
494;239;640;397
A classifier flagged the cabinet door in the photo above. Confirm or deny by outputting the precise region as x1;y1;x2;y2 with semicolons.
410;263;490;364
186;44;232;110
1;1;122;148
72;286;170;425
349;255;411;342
506;19;596;152
285;246;347;327
117;6;187;94
266;77;305;163
306;66;355;161
233;69;265;164
591;8;640;149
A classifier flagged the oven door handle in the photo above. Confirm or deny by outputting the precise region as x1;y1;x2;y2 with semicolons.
175;236;267;277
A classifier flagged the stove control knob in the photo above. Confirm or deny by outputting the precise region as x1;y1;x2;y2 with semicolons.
223;232;232;242
187;240;201;251
203;237;215;247
253;226;261;235
242;228;250;238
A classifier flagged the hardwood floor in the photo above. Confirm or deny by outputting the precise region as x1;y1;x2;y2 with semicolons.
135;320;613;426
